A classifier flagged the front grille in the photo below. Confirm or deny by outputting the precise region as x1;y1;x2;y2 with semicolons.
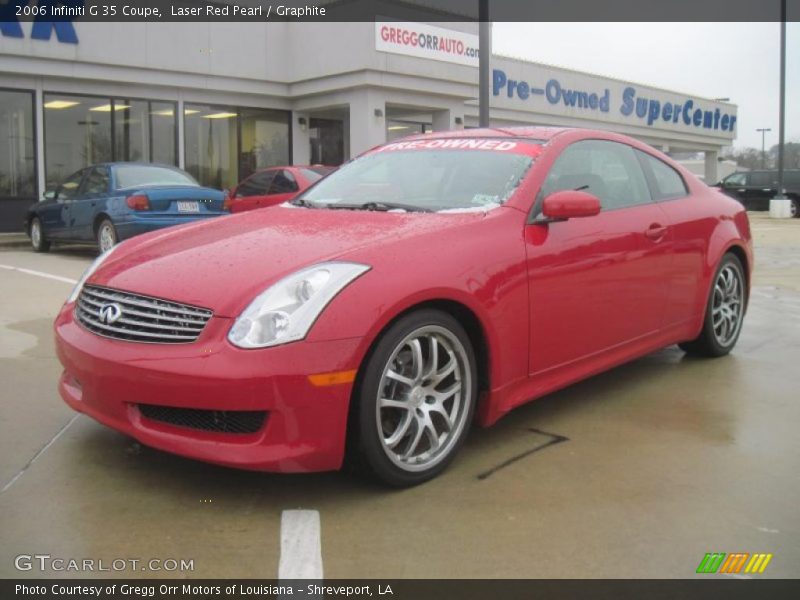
75;285;212;344
138;404;267;434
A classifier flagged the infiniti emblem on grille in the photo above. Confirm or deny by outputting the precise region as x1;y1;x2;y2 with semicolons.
98;303;123;324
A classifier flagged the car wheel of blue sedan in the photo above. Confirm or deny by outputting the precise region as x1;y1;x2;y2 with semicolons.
97;219;118;253
30;217;50;253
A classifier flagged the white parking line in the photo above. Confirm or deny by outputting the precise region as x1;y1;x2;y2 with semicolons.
1;414;80;494
279;510;323;579
0;264;77;285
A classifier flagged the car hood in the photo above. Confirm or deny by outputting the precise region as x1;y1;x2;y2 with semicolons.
90;205;485;317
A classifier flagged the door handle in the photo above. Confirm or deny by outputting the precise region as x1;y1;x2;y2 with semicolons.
645;223;668;241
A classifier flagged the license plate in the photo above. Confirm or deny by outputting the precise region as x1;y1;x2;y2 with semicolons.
176;201;200;213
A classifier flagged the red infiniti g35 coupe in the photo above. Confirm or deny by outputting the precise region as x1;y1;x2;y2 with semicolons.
55;127;752;486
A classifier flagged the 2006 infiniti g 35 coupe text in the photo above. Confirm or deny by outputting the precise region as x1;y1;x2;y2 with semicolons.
55;127;752;486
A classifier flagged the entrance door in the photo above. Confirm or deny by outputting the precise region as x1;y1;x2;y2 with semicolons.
309;119;344;166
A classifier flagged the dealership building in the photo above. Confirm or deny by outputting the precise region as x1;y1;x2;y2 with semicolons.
0;19;738;232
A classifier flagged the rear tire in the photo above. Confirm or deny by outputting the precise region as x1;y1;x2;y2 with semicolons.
679;253;746;357
30;217;50;253
350;309;477;487
96;219;118;253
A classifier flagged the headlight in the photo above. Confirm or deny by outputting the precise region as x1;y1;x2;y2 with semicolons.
228;262;370;349
66;244;121;304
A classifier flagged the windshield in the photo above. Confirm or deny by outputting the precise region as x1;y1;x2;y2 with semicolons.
114;165;198;189
299;145;535;212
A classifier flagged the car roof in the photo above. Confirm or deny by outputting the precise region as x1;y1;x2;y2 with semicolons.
104;162;181;168
401;126;573;142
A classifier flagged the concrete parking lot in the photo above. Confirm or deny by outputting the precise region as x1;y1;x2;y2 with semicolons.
1;213;798;579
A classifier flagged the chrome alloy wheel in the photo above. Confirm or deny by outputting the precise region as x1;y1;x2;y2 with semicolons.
98;223;116;253
712;264;744;347
376;325;472;473
31;219;42;248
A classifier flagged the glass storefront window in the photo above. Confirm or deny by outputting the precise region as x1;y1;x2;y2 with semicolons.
185;104;290;189
386;120;427;142
310;118;344;166
44;94;112;189
184;104;239;190
44;94;177;190
150;102;177;165
239;108;290;180
0;89;36;199
114;99;148;162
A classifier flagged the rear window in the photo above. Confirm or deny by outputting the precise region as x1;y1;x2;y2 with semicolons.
300;167;333;183
749;172;774;187
114;165;198;189
784;171;800;186
638;152;688;200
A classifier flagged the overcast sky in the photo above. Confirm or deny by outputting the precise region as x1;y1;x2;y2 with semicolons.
492;22;799;150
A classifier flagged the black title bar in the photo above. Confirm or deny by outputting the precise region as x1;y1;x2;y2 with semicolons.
1;0;798;23
5;579;800;600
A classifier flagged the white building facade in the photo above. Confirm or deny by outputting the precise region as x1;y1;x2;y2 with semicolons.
0;20;737;231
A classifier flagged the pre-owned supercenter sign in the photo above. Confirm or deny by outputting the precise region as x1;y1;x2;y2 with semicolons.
375;21;479;67
491;65;737;139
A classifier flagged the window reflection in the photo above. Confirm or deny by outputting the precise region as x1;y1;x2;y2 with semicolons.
44;94;112;189
185;104;290;189
44;94;177;190
0;90;36;198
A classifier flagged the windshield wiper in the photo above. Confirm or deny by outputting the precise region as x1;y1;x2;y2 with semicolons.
290;197;316;208
323;201;432;213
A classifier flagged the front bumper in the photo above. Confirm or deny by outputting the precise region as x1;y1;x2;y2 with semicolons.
54;305;362;472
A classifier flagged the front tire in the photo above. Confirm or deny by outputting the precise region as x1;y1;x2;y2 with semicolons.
680;253;746;357
351;309;477;487
30;217;50;253
790;198;799;219
96;219;118;253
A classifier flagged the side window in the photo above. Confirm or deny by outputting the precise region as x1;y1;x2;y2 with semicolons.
724;173;747;187
236;171;274;197
56;169;87;201
541;140;651;210
269;170;299;194
82;167;110;195
638;152;688;200
749;172;773;187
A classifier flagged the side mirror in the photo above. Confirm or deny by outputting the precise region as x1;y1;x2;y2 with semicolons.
43;190;56;201
539;190;601;222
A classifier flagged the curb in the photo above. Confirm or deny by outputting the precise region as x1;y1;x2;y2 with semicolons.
0;235;30;249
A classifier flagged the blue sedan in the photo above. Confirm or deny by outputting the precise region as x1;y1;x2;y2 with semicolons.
25;163;228;253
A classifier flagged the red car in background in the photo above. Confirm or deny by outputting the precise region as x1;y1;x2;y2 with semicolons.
224;165;335;213
54;127;752;487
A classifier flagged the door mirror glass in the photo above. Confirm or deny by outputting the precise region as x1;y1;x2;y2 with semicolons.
541;190;601;221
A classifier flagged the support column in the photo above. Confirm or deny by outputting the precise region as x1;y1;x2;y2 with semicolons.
432;105;465;132
291;111;311;165
177;96;185;170
432;109;452;132
704;150;719;184
34;85;45;197
348;90;386;158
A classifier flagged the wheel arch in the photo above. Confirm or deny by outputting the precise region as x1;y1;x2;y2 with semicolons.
92;213;113;236
724;243;750;293
353;298;491;398
346;297;493;457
